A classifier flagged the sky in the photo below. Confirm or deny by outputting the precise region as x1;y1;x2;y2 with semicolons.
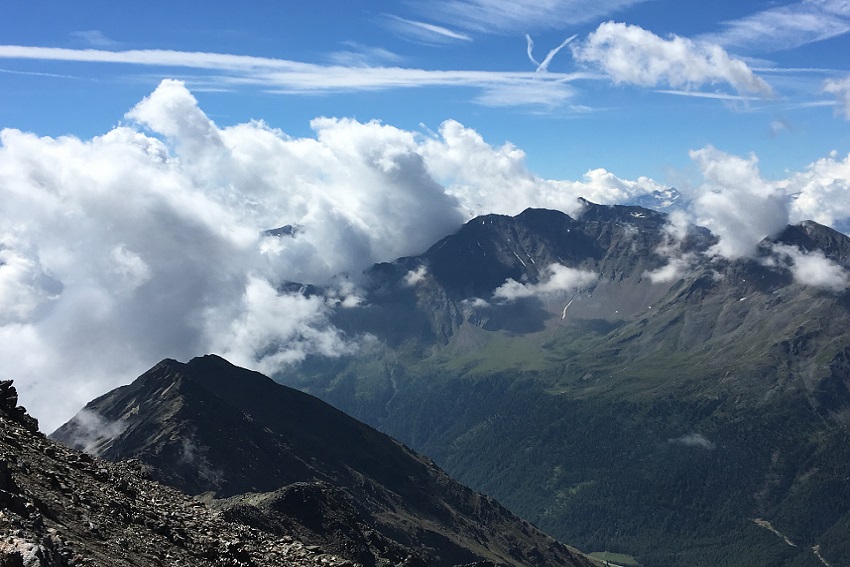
2;0;850;431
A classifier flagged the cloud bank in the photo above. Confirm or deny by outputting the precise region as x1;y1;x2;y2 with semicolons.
3;79;850;432
0;80;664;431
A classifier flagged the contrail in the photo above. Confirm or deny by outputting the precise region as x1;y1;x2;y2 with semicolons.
537;34;577;73
525;34;540;67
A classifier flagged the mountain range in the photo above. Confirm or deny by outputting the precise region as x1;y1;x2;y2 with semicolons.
39;199;850;567
277;203;850;567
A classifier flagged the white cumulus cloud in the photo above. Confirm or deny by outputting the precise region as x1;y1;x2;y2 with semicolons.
422;120;664;218
572;22;773;96
206;277;358;374
7;78;850;433
690;146;789;258
786;150;850;227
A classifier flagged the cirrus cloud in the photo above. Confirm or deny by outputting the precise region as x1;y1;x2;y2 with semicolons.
423;0;651;33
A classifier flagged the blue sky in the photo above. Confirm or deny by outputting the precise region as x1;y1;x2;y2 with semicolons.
4;1;850;430
2;0;850;182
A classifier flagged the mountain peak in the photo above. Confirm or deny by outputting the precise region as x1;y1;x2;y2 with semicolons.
52;356;595;567
0;381;360;567
771;220;850;266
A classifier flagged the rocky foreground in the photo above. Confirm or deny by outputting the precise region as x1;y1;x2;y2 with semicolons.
0;379;362;567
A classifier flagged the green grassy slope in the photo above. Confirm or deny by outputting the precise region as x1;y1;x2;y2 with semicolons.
278;208;850;567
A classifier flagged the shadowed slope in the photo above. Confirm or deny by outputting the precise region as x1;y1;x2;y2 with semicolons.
53;355;597;567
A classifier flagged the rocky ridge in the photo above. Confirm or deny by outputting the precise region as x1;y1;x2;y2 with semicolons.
52;356;598;567
0;379;364;567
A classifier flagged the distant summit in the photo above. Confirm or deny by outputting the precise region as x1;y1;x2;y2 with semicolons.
625;187;683;211
282;204;850;567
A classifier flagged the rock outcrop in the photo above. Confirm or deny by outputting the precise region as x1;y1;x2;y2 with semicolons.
0;379;364;566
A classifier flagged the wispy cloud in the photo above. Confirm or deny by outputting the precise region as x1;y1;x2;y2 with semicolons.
71;30;119;48
670;433;715;450
701;0;850;51
424;0;651;33
474;81;576;107
385;15;472;43
690;145;788;258
655;90;761;102
327;42;403;67
824;74;850;118
0;44;589;108
0;68;83;80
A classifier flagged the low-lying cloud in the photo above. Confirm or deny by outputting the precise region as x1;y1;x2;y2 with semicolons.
494;264;598;301
765;244;850;292
0;80;665;431
690;146;789;258
56;409;128;456
3;80;850;432
670;433;716;450
644;210;698;283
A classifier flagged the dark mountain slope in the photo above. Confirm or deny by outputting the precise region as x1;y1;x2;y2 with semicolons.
281;205;850;567
332;204;713;347
773;220;850;265
52;355;597;567
0;379;353;566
